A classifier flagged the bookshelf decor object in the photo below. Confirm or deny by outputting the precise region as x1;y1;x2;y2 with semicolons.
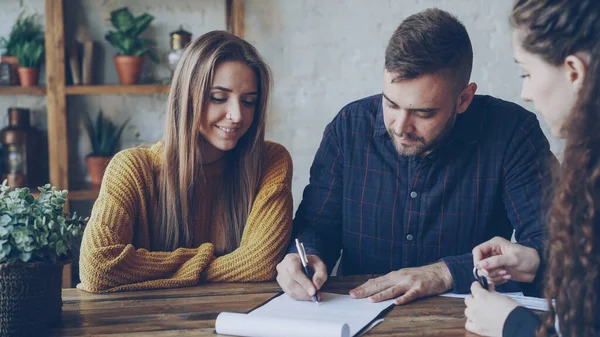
105;7;159;85
0;107;47;189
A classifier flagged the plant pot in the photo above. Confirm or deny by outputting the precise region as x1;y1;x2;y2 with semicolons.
113;56;144;85
86;155;113;186
0;261;65;337
17;67;39;87
0;56;19;85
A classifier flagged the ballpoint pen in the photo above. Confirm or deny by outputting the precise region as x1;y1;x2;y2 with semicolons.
295;238;320;304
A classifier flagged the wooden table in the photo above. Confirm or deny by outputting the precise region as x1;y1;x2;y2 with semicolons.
50;275;478;336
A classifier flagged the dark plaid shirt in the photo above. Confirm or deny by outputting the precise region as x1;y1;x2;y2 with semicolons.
292;94;554;294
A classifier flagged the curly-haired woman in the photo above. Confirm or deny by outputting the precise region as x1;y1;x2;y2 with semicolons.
464;1;600;336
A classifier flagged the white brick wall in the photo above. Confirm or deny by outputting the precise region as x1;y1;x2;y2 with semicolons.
246;0;564;210
0;0;564;213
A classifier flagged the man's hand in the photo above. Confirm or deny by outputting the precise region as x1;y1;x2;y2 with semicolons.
348;262;453;305
472;236;540;287
276;253;328;301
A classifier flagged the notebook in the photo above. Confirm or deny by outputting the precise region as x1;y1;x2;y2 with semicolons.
215;292;395;337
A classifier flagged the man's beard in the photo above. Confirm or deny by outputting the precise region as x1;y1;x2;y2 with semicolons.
387;108;457;157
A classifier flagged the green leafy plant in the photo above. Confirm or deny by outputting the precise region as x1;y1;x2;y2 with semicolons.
84;110;130;157
104;7;159;63
0;182;88;264
14;39;44;68
0;13;44;57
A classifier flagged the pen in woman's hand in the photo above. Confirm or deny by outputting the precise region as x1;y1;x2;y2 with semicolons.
473;266;489;290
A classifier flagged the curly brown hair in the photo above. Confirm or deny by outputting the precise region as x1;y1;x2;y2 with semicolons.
511;1;600;336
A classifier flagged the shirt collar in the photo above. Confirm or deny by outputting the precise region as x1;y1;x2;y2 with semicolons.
451;95;485;145
374;95;387;137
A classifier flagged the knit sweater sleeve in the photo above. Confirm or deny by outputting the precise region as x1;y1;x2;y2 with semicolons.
77;149;215;293
203;142;294;282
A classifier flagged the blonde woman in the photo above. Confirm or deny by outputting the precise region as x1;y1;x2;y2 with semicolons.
78;31;293;293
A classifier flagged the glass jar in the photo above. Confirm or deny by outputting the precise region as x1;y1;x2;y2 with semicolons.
0;108;46;188
168;26;192;78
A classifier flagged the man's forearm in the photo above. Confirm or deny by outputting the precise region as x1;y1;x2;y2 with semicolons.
426;261;454;292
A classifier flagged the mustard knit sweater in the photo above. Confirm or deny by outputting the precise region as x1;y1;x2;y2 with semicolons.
78;141;293;293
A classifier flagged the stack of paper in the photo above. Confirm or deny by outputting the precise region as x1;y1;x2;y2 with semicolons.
215;292;394;337
439;292;554;311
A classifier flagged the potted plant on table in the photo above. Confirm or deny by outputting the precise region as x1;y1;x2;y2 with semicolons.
0;182;87;336
0;13;44;85
84;110;129;186
14;39;44;87
104;7;159;85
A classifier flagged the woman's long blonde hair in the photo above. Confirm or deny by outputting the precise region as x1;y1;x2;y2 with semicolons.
153;30;271;254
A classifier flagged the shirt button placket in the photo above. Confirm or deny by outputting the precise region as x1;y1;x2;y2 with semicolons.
406;185;422;266
404;159;427;268
406;193;416;242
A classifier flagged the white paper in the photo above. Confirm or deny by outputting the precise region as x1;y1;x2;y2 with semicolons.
439;291;553;311
215;292;394;337
215;312;350;337
439;291;524;299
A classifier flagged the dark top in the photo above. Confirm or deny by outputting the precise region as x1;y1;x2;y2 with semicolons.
504;306;541;337
290;94;556;293
504;291;600;336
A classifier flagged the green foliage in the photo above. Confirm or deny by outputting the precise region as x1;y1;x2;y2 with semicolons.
14;39;44;68
0;181;87;264
0;13;44;57
104;7;159;63
84;110;130;157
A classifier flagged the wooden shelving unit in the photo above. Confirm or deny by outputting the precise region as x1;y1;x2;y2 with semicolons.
66;84;170;95
0;86;46;95
31;187;99;201
35;0;246;287
67;188;100;201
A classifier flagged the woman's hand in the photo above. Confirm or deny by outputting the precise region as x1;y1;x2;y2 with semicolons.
472;237;540;287
464;282;521;336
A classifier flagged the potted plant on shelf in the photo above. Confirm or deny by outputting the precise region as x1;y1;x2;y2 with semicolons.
84;110;129;185
14;39;44;87
0;182;87;336
104;7;159;85
0;13;44;85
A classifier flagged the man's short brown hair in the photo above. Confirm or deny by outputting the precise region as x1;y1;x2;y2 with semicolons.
385;8;473;92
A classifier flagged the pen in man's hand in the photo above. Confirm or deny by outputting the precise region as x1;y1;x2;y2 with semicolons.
295;238;320;304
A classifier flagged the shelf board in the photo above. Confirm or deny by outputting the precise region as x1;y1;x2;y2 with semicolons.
31;187;100;201
68;188;100;201
0;86;46;95
65;84;170;95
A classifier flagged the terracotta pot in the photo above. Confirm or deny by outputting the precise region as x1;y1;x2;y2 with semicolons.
17;67;40;87
86;156;113;186
1;55;19;85
113;56;144;85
